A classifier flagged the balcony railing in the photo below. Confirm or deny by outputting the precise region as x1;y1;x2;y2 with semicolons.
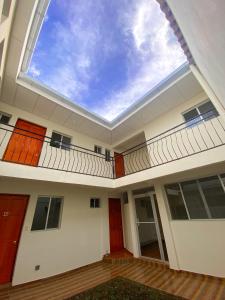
0;124;114;178
121;111;225;176
0;111;225;179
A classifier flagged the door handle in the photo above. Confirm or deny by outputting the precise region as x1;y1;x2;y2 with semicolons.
13;240;17;245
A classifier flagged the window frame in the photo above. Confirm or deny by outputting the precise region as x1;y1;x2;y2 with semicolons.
105;149;111;161
0;111;11;124
90;197;100;208
50;131;72;151
182;99;219;128
165;174;225;221
31;195;64;231
94;145;102;154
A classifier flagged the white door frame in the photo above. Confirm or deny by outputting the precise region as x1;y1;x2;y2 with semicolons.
134;192;166;261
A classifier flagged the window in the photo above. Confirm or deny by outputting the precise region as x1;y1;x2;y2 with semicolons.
31;196;63;231
50;132;71;150
105;149;111;161
220;173;225;187
181;180;208;219
199;176;225;218
165;174;225;220
90;198;100;208
0;111;11;124
165;184;188;220
1;0;12;23
94;145;102;154
183;100;218;127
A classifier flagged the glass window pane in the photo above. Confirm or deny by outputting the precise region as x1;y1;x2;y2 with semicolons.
61;136;71;150
94;145;102;154
198;101;218;120
199;176;225;218
165;184;188;220
0;114;10;124
138;223;161;259
220;174;225;187
183;108;201;127
105;149;111;161
31;197;50;230
135;197;154;222
181;181;208;219
47;197;62;229
50;132;61;148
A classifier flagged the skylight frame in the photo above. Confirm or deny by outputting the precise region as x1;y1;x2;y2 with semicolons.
18;0;190;129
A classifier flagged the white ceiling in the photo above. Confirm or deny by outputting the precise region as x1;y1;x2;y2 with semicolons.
0;0;204;145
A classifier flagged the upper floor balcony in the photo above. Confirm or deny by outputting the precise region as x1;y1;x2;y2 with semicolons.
0;110;225;187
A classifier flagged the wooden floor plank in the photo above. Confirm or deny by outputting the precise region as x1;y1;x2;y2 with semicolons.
1;260;225;300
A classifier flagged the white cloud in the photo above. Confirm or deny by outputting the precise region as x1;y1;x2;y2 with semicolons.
44;13;49;23
40;0;105;106
29;63;41;77
93;0;186;121
44;65;88;100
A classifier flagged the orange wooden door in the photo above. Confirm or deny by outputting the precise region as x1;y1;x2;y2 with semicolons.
108;198;124;252
0;194;29;284
3;119;46;166
114;152;125;178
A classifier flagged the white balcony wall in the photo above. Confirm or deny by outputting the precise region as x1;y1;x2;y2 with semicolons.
124;145;150;175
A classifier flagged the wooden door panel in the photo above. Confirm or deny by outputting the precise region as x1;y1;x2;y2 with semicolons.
0;194;29;284
114;152;125;178
109;198;124;252
3;119;46;166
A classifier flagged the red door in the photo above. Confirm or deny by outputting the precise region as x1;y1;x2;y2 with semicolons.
108;198;124;252
3;119;46;166
0;194;29;284
114;152;125;178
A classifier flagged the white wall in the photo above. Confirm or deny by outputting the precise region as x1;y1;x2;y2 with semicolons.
167;0;225;110
171;220;225;278
0;101;112;154
0;177;112;285
144;92;224;139
122;203;133;253
0;0;16;79
155;168;225;278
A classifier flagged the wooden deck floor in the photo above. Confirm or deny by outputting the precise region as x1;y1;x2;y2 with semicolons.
0;259;225;300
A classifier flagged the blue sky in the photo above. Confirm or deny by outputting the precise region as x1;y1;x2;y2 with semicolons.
28;0;186;121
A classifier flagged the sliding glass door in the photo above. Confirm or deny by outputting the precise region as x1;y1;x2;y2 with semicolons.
134;193;168;261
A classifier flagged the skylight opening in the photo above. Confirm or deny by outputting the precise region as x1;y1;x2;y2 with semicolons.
27;0;187;122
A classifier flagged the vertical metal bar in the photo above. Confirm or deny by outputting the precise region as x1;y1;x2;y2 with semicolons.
209;118;223;144
151;194;165;261
45;197;51;230
218;174;225;193
169;134;178;159
179;183;191;220
196;180;212;219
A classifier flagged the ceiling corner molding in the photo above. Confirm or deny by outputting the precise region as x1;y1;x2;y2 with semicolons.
156;0;195;65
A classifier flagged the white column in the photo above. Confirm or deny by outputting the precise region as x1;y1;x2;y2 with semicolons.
0;0;4;20
154;181;180;270
127;190;140;257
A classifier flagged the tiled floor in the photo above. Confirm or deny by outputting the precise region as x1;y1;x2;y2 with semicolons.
1;259;225;300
